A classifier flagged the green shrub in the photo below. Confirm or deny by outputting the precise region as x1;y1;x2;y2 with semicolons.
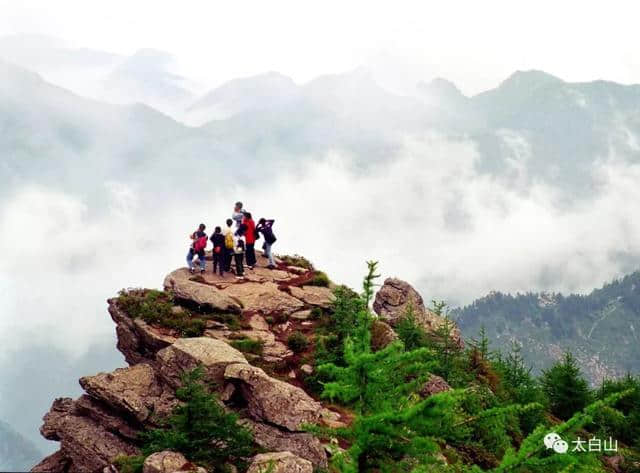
230;337;264;355
116;289;206;337
395;305;429;351
141;367;254;472
112;455;145;473
308;271;330;287
309;307;324;320
278;254;314;270
287;331;309;353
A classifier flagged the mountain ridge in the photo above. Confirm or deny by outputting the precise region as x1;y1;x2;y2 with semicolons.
453;269;640;384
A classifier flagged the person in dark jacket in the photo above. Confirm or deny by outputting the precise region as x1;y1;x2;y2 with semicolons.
209;226;225;276
187;223;207;274
256;218;277;269
243;212;257;269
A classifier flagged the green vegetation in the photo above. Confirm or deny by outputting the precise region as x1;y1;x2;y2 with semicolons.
286;331;309;353
141;366;254;472
278;254;314;270
308;271;331;287
116;289;207;337
306;262;640;472
229;336;264;355
541;351;591;420
112;455;145;473
395;304;429;350
453;271;640;383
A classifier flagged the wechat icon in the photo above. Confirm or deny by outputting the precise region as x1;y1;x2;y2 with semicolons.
544;432;568;454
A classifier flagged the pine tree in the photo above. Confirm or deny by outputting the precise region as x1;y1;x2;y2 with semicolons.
141;366;254;472
318;261;436;414
425;301;466;386
317;263;545;472
493;389;632;473
494;343;546;434
541;351;591;420
396;303;429;351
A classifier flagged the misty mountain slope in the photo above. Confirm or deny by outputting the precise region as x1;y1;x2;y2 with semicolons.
103;49;196;115
0;35;203;116
201;68;444;165
186;71;300;125
453;270;640;384
468;70;640;194
0;60;221;199
0;420;42;471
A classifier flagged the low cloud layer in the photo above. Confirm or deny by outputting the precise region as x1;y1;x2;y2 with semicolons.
3;132;640;452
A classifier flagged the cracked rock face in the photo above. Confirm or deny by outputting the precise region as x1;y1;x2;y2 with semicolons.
32;259;346;472
373;277;464;348
224;363;323;431
38;398;140;473
79;363;177;423
241;419;328;468
156;337;248;388
163;269;243;313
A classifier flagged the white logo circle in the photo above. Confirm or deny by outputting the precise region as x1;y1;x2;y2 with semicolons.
552;439;569;454
544;432;561;449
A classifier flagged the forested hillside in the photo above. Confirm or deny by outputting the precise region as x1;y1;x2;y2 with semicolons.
454;271;640;383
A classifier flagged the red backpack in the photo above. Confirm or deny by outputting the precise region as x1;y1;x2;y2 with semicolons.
193;236;207;252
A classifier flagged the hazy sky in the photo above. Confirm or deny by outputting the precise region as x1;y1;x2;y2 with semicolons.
1;0;640;95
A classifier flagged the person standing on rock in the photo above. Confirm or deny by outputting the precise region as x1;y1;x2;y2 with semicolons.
232;201;245;229
256;218;277;269
223;219;235;273
243;212;257;270
233;223;247;279
187;223;208;274
210;226;225;276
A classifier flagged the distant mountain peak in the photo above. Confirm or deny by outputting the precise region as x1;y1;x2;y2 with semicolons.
417;77;466;100
498;69;564;90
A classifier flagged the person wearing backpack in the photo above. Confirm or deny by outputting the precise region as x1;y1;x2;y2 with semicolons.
256;218;277;269
243;212;257;270
223;219;235;273
210;226;225;276
233;224;247;279
187;223;208;274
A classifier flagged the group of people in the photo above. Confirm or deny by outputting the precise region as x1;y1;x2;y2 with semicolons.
186;202;277;279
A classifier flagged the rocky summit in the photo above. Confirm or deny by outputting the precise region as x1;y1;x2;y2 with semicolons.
32;254;460;473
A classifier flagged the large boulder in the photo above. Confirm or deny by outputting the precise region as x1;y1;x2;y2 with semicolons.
163;269;242;312
74;395;140;440
373;278;464;348
142;451;205;473
223;281;304;316
39;398;139;473
156;337;247;388
241;420;328;468
224;364;323;431
79;364;176;423
247;452;313;473
143;451;189;473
